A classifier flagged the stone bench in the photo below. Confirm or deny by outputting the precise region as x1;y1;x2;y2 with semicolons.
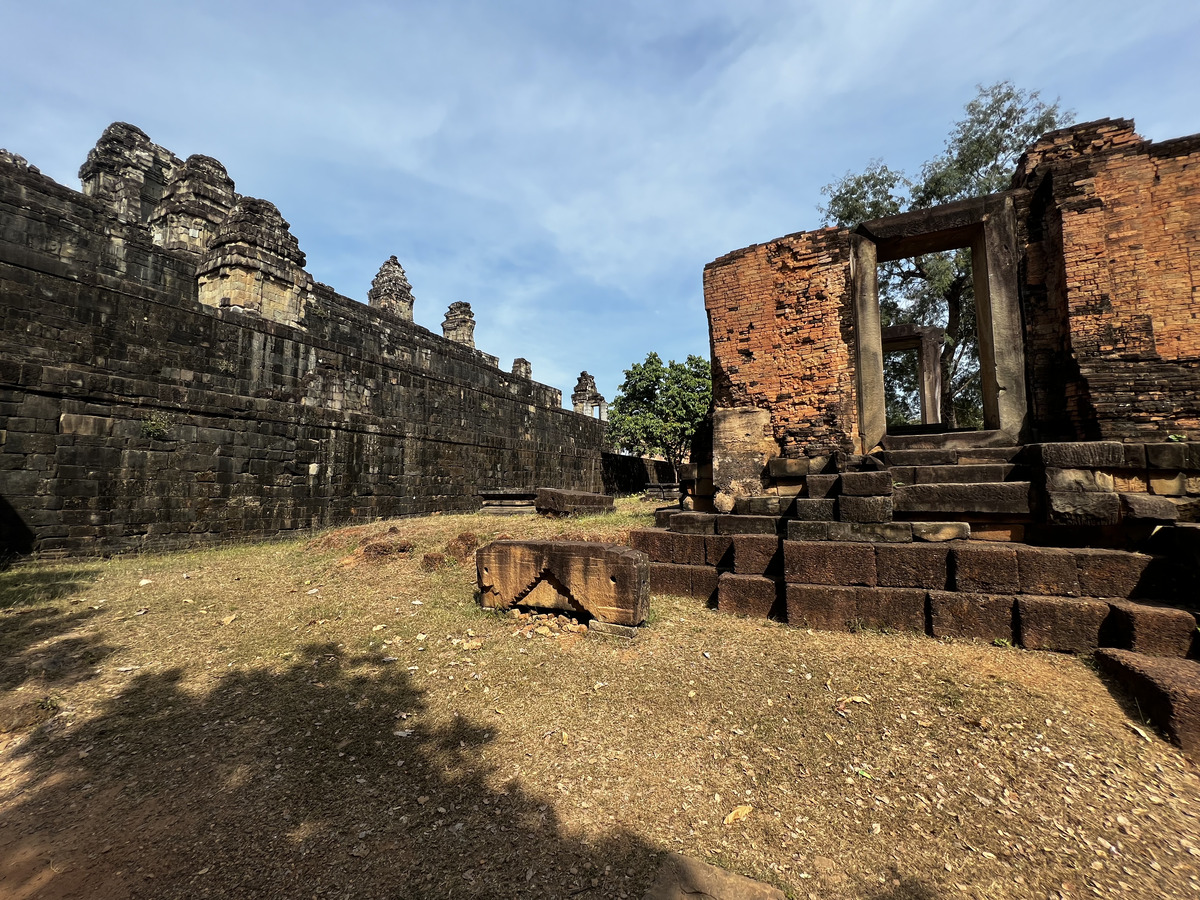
476;540;649;626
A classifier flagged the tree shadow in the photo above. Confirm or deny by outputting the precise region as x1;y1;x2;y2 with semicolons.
0;642;663;899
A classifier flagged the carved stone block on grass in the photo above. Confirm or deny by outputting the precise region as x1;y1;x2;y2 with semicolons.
477;540;648;625
534;488;614;516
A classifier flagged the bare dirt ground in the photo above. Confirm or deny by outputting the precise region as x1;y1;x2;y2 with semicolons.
1;500;1198;900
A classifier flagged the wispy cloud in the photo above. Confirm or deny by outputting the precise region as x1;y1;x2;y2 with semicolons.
2;0;1197;400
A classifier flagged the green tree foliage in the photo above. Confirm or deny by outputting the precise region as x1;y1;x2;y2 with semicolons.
820;82;1072;428
606;352;711;478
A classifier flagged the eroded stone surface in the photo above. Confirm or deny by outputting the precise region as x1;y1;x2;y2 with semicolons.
477;540;649;626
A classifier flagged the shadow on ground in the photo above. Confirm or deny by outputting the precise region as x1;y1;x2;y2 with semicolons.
0;642;662;900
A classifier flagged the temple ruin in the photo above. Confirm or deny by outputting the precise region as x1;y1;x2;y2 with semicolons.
0;123;619;555
635;118;1200;754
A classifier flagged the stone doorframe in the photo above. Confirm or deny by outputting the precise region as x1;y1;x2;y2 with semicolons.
849;192;1027;453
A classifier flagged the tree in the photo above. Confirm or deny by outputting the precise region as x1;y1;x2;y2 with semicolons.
606;352;711;479
820;82;1072;428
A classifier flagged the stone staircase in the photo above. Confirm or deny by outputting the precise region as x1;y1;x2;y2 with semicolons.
642;436;1200;758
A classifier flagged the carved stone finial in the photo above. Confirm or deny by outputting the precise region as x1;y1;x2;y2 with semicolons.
442;301;476;347
572;371;607;420
512;358;532;380
367;256;415;322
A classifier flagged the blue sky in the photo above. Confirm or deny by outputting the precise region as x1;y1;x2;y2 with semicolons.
2;0;1198;405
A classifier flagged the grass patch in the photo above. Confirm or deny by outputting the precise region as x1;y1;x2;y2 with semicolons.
1;500;1199;899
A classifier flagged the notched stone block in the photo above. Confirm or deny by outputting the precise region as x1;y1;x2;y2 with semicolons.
478;540;649;626
1102;600;1197;658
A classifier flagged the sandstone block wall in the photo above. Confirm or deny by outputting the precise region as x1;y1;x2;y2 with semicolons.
0;130;604;555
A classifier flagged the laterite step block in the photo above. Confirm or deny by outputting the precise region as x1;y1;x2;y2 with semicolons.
649;563;718;602
717;573;780;618
928;592;1015;644
785;585;926;633
783;541;877;586
1101;601;1198;658
1017;596;1110;653
1095;650;1200;758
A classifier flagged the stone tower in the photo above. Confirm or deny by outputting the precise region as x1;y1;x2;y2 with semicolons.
367;255;415;322
572;371;607;420
442;301;476;348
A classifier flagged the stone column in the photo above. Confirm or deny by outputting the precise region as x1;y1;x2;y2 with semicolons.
442;302;476;347
367;256;415;321
512;358;532;379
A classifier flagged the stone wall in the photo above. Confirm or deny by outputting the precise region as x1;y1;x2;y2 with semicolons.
0;126;605;556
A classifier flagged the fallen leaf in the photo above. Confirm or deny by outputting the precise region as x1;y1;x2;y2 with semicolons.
723;804;753;826
1127;723;1152;742
139;579;152;587
134;607;149;616
462;640;482;651
372;624;387;631
837;696;871;704
306;588;319;595
220;614;237;626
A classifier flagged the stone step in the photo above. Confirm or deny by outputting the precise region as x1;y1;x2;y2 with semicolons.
889;464;1023;485
893;481;1032;516
879;429;1012;451
1095;650;1200;759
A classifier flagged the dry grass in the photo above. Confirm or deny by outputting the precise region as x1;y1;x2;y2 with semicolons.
1;498;1198;900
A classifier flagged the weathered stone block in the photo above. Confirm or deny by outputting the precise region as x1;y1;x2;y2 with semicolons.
654;507;677;528
894;482;1031;515
1045;467;1102;492
838;495;892;523
840;470;893;496
1033;442;1125;468
1149;472;1186;496
692;565;720;603
732;534;782;575
928;591;1014;643
1016;546;1080;596
803;474;841;498
877;544;950;589
705;534;735;568
671;532;708;566
911;521;970;542
1046;491;1121;526
717;573;778;618
785;584;925;633
783;540;876;586
1120;492;1179;522
1072;548;1156;598
629;528;673;563
669;512;716;534
1017;596;1110;652
534;488;614;515
715;514;781;535
1095;650;1200;758
785;520;832;542
1102;601;1197;658
953;544;1019;593
768;457;809;478
477;540;649;625
650;562;697;598
826;522;912;542
791;498;837;521
1146;443;1187;470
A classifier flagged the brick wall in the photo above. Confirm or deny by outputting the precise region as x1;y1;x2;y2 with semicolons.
0;152;604;555
1015;119;1200;441
703;228;859;457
